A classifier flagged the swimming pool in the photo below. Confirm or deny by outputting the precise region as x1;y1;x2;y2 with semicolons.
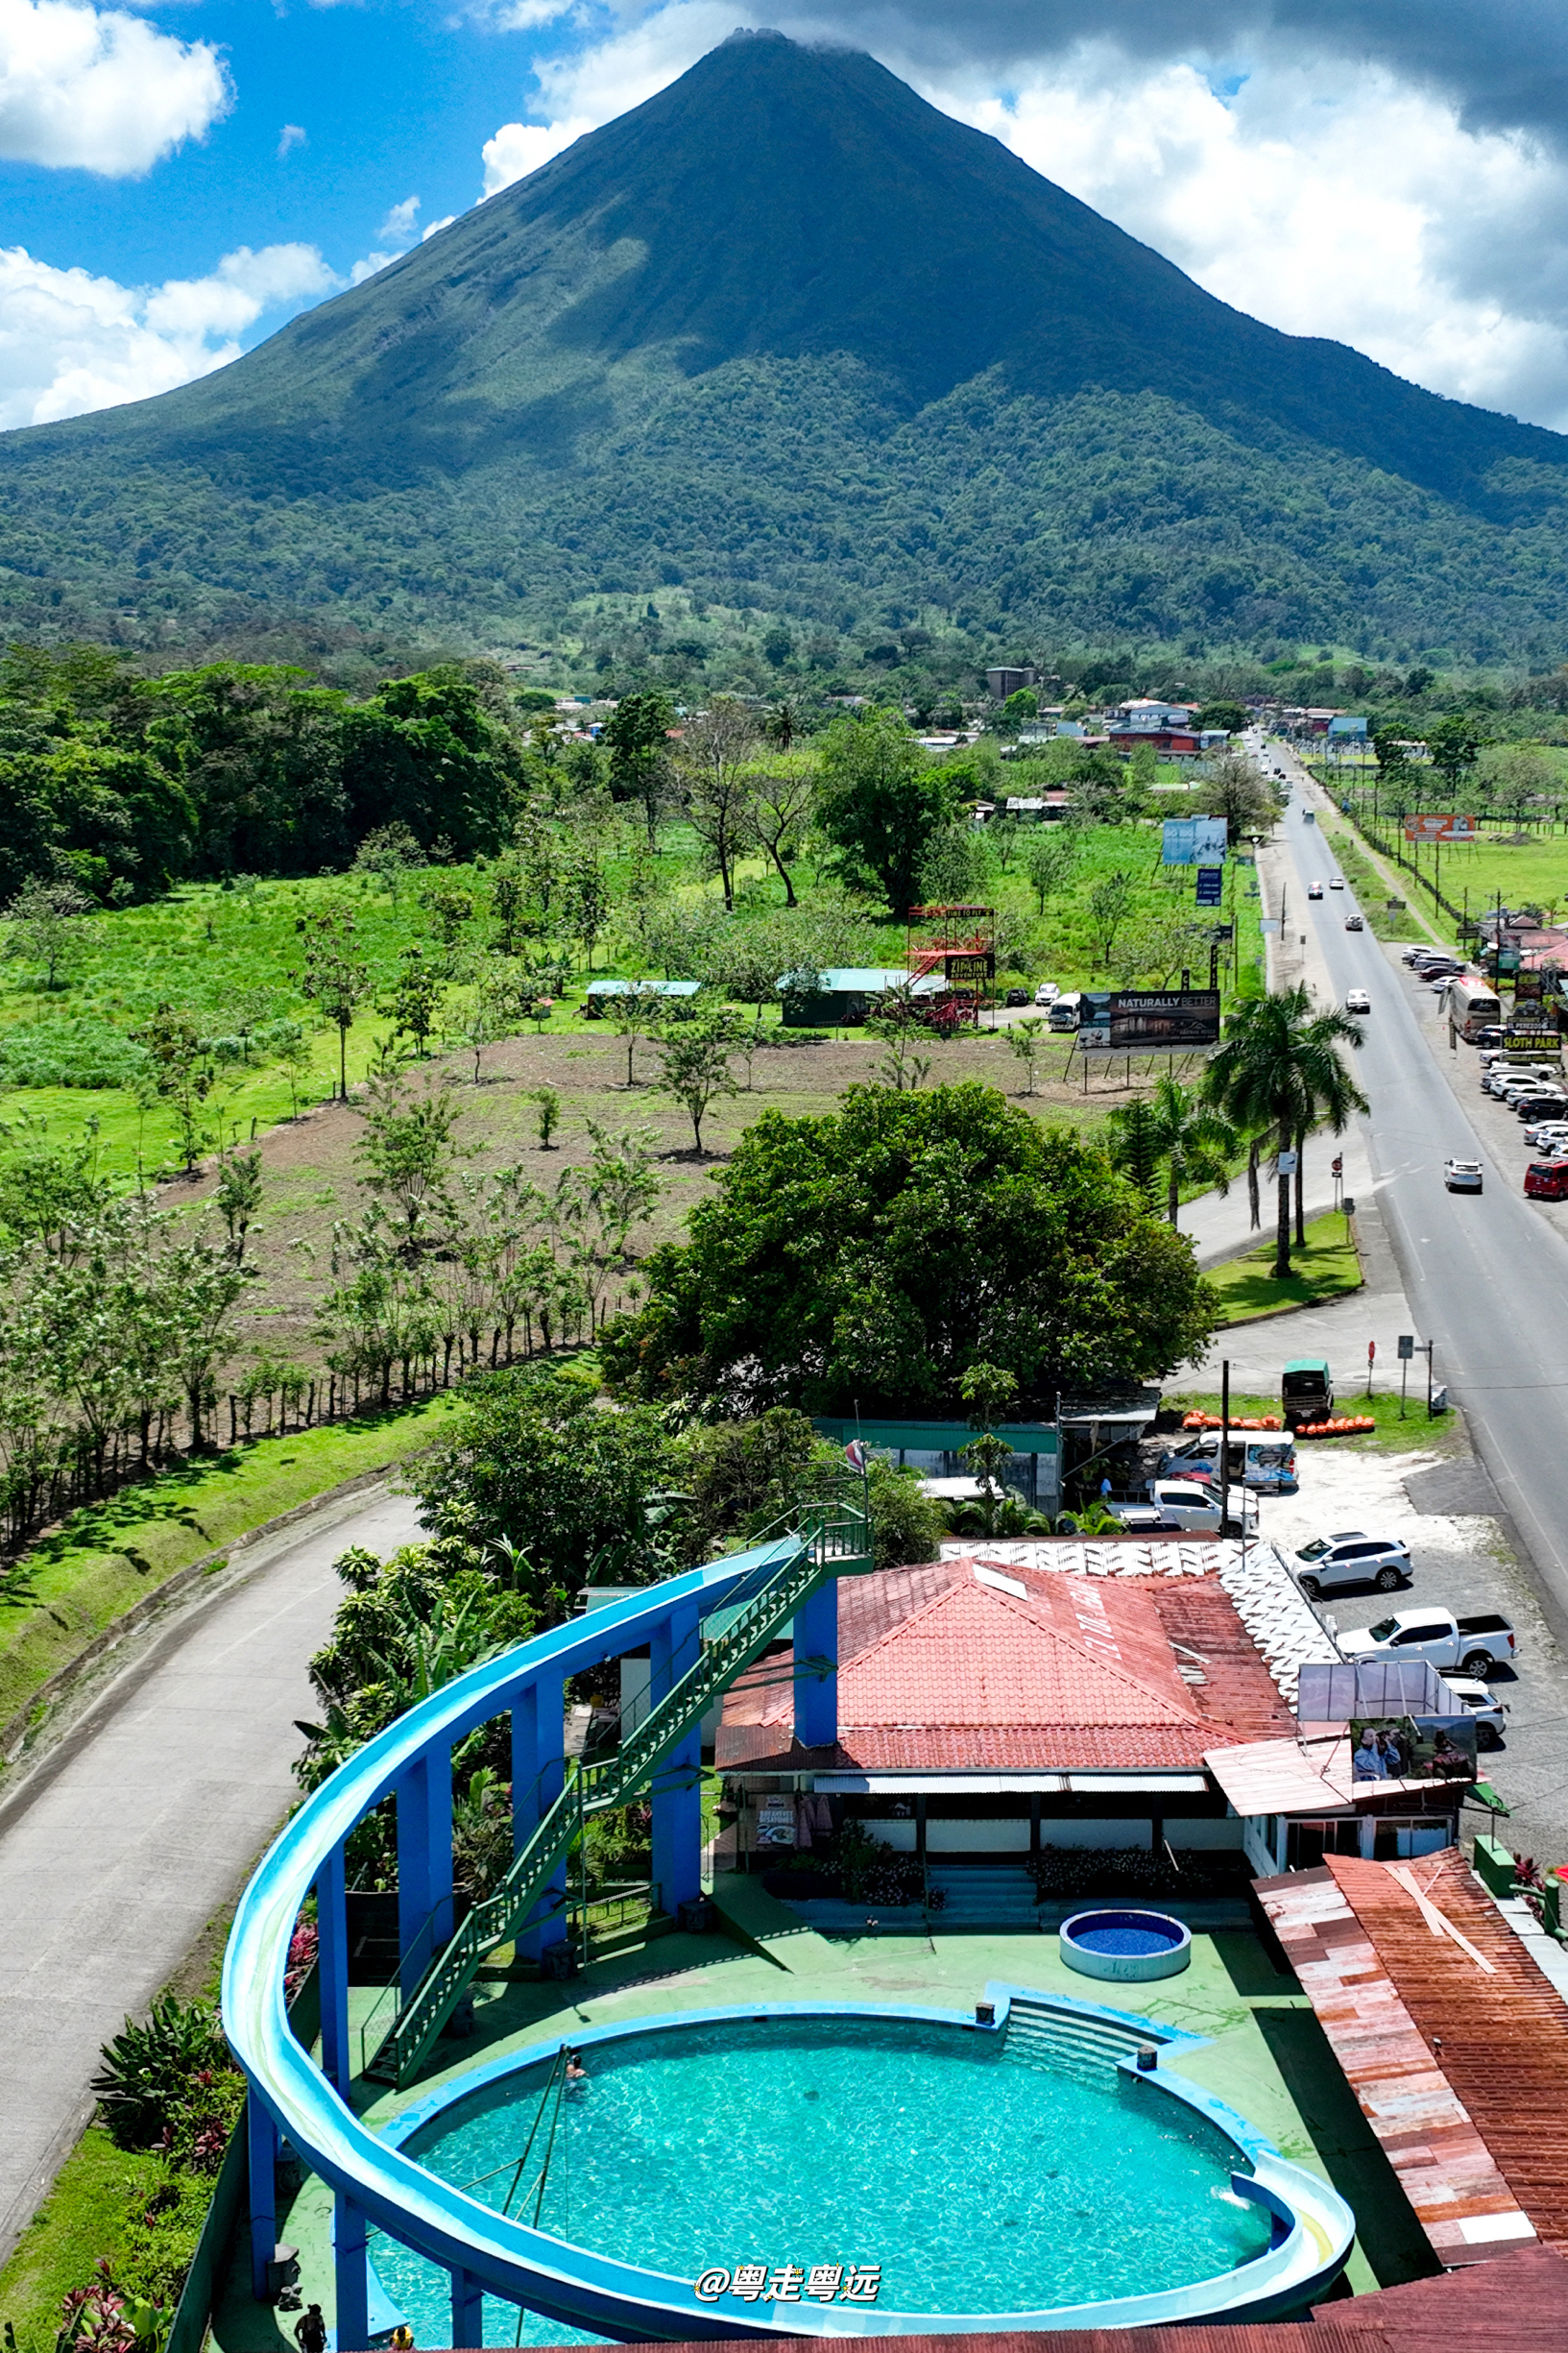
374;2006;1286;2339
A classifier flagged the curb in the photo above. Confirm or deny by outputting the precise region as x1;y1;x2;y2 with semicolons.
0;1463;406;1769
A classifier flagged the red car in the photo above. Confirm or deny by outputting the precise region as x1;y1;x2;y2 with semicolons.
1525;1159;1568;1200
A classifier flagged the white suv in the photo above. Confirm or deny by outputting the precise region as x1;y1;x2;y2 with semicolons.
1293;1529;1412;1599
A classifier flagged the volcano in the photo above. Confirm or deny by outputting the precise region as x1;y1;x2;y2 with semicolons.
7;30;1568;658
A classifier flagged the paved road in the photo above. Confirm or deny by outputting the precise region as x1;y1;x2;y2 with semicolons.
1274;756;1568;1648
0;1483;424;2267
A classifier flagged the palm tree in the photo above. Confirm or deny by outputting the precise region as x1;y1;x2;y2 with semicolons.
1204;986;1367;1277
1144;1075;1239;1229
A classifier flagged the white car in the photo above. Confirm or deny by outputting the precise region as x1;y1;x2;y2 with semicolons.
1307;881;1324;899
1443;1157;1484;1192
1443;1675;1507;1750
1345;989;1370;1013
1329;876;1345;889
1292;1529;1412;1599
1032;982;1060;1007
1115;1480;1258;1538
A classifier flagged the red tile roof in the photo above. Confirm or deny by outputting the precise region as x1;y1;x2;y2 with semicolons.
716;1555;1290;1774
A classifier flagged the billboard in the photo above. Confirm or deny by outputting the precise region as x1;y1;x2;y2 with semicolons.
1195;866;1224;906
1163;817;1229;866
1078;989;1222;1050
1348;1714;1477;1783
1402;813;1478;842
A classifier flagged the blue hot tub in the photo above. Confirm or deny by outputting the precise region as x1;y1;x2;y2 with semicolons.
1059;1907;1193;1981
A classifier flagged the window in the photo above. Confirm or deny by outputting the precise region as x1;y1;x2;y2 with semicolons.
1286;1817;1363;1869
1371;1819;1449;1861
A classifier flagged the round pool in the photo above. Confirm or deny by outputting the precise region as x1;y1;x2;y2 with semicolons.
1059;1908;1193;1981
378;2009;1268;2339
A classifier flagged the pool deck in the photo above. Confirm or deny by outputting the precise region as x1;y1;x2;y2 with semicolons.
211;1903;1438;2353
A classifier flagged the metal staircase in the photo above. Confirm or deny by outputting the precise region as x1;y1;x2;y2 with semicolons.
363;1495;871;2088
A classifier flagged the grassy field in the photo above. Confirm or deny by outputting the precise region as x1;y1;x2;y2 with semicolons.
1167;1384;1463;1456
0;2127;174;2353
1204;1212;1363;1323
0;1392;459;1743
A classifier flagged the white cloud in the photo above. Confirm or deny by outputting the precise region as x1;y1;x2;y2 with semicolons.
422;213;456;240
277;122;305;158
0;0;229;174
0;240;334;427
378;193;420;241
348;249;399;285
480;113;592;196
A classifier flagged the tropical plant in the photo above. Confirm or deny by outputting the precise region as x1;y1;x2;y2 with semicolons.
1204;985;1367;1275
652;1011;742;1154
91;1996;229;2149
1142;1075;1240;1229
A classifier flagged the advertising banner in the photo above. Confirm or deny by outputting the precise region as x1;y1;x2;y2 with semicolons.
1514;970;1544;1003
1402;813;1478;842
1078;990;1222;1050
1348;1714;1477;1783
1195;866;1224;906
1162;816;1229;866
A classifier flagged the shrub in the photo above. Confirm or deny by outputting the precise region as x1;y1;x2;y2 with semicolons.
90;1996;229;2150
0;1017;153;1089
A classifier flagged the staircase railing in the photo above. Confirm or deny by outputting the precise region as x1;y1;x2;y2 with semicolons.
364;1497;869;2086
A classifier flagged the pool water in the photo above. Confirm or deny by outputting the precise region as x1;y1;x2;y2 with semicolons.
377;2014;1270;2337
1074;1925;1182;1957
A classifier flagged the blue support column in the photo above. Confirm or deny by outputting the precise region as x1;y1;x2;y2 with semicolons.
317;1840;351;2098
246;2096;277;2301
791;1580;838;1750
450;2266;485;2347
649;1603;702;1917
511;1669;567;1960
396;1748;453;1995
333;2193;369;2352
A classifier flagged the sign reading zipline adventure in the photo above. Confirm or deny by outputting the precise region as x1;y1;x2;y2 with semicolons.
1403;813;1478;842
1078;990;1222;1051
1163;817;1229;865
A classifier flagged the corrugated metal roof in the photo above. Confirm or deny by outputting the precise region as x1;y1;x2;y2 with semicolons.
1206;1736;1466;1818
1261;1852;1568;2255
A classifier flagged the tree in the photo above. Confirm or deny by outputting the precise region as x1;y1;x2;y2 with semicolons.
1105;1098;1162;1206
3;878;98;989
1087;870;1136;969
959;1360;1019;1534
675;698;759;910
532;1086;561;1149
1005;1016;1047;1096
653;1013;742;1154
815;709;956;913
354;1077;467;1253
1427;714;1488;798
745;766;815;906
1195;751;1277;845
562;844;611;968
153;1229;253;1448
600;1080;1220;1414
1204;986;1367;1277
601;982;668;1086
292;906;371;1101
133;1003;216;1173
1142;1075;1239;1229
602;691;675;850
1193;700;1248;735
865;984;931;1093
215;1148;263;1263
1371;727;1411;781
1024;829;1078;916
383;945;446;1058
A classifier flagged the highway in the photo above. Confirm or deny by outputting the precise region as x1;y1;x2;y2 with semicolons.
1272;762;1568;1642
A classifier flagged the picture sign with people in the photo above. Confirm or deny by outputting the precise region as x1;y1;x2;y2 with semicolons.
1348;1713;1477;1783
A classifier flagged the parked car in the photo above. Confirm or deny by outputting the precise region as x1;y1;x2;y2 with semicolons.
1525;1159;1568;1200
1282;1354;1333;1427
1292;1530;1412;1599
1345;988;1371;1013
1032;982;1060;1007
1442;1675;1508;1750
1330;1607;1517;1677
1516;1093;1568;1119
1330;876;1345;889
1114;1480;1258;1537
1308;881;1324;899
1004;987;1030;1007
1443;1156;1484;1191
1344;913;1364;931
1523;1122;1568;1149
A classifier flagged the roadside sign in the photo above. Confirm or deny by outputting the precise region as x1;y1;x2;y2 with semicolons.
1398;1335;1414;1361
1163;816;1228;865
1278;1150;1299;1175
1195;866;1224;906
1402;814;1478;842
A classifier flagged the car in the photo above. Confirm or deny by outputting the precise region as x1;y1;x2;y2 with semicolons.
1345;988;1371;1013
1525;1158;1568;1200
1032;982;1060;1007
1307;881;1324;899
1329;876;1345;889
1444;1157;1484;1192
1442;1675;1508;1750
1292;1529;1412;1600
1523;1123;1568;1150
1004;987;1030;1007
1516;1093;1568;1119
1331;1607;1516;1676
1114;1480;1258;1538
1344;913;1364;931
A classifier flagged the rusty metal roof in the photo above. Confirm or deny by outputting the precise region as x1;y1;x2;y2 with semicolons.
1261;1852;1568;2257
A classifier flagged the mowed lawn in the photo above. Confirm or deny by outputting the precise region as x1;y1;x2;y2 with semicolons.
1206;1212;1363;1322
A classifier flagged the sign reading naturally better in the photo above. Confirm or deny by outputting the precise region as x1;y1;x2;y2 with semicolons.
1163;816;1229;865
1079;990;1223;1049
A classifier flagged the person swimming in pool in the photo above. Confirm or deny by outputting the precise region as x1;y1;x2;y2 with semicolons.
564;2048;588;2094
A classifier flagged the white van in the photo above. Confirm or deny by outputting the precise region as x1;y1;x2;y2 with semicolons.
1048;992;1082;1032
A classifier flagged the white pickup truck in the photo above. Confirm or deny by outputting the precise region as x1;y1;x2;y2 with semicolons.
1329;1607;1517;1678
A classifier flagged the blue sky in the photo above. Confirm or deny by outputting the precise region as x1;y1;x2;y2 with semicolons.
8;0;1568;436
